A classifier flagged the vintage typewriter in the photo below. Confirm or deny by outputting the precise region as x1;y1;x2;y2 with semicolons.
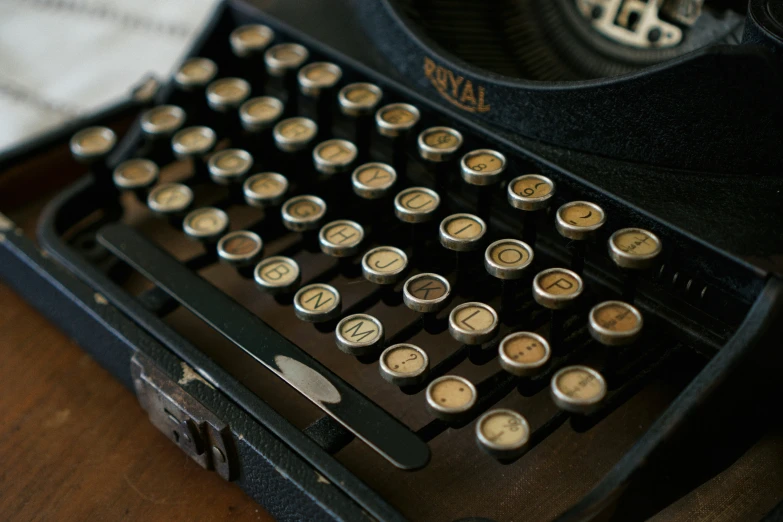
2;1;783;520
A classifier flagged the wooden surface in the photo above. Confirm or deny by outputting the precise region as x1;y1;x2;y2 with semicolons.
0;281;273;522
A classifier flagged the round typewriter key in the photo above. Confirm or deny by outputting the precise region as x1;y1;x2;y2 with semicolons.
379;344;429;386
460;149;506;186
533;268;583;310
273;117;318;153
556;201;606;240
281;195;327;232
476;409;530;459
588;301;643;346
338;82;383;117
174;57;218;90
318;220;364;257
183;207;230;242
507;174;556;212
608;228;662;270
264;43;309;77
207;149;253;185
230;24;274;57
113;158;158;191
394;187;440;223
140;105;186;138
313;139;357;175
171;126;216;160
298;62;342;97
499;331;551;376
426;375;477;421
448;302;499;345
375;103;420;138
243;172;289;208
206;77;251;112
352;163;397;200
217;230;263;267
551;365;607;414
70;126;116;163
403;273;451;313
293;283;341;323
362;246;408;285
417;126;463;163
484;239;534;280
335;314;384;356
239;96;284;132
147;183;193;216
439;213;486;252
254;256;301;294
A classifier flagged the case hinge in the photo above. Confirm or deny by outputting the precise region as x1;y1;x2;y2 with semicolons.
131;353;237;481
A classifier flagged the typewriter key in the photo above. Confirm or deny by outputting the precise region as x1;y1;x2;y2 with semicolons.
313;139;357;175
264;43;309;77
417;126;464;163
113;158;158;192
243;172;289;208
239;96;284;132
207;149;253;185
183;207;230;242
206;78;251;112
174;57;218;91
403;273;451;313
508;174;556;245
140;105;186;138
379;344;429;386
230;24;275;58
460;149;506;186
293;283;342;323
217;230;264;267
147;183;193;216
394;187;441;223
484;239;534;280
362;246;408;285
298;62;342;98
338;82;383;117
375;103;420;138
439;213;486;252
319;220;364;257
551;365;607;414
608;228;662;270
281;195;327;232
556;201;606;240
265;42;308;113
426;375;477;421
448;302;499;346
588;301;643;346
273;117;318;153
254;256;301;295
336;314;384;356
533;268;583;310
498;332;551;376
171;126;216;160
69;126;116;164
352;163;397;200
476;409;530;459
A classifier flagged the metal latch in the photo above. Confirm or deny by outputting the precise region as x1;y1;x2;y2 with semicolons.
131;353;237;481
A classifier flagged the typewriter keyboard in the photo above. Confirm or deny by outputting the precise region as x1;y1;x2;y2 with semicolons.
51;5;767;521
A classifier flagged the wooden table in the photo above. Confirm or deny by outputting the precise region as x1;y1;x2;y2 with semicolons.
0;282;273;521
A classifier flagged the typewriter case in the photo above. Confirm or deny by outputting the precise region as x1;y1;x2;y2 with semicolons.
1;1;783;521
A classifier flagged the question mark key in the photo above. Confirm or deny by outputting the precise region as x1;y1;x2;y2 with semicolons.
379;344;429;386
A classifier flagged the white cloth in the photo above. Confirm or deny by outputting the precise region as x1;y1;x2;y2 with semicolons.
0;0;218;154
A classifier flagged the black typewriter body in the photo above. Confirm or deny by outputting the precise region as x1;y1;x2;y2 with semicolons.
1;1;783;521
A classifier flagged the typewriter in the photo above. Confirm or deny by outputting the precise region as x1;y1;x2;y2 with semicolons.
2;1;783;521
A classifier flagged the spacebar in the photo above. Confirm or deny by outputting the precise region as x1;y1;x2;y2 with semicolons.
98;223;430;470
